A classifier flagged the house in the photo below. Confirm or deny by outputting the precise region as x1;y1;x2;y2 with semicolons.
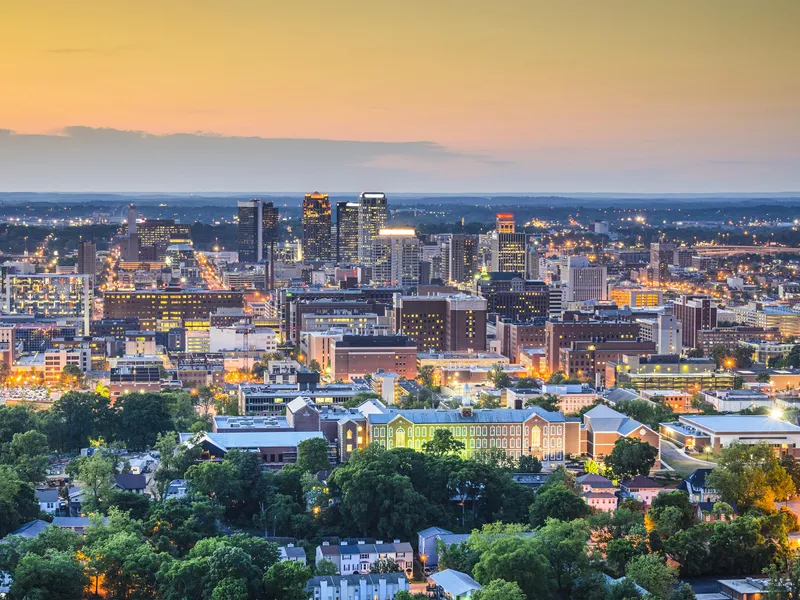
305;574;409;600
619;476;665;506
279;544;307;565
418;527;454;568
717;578;768;600
35;489;59;514
676;468;718;503
584;491;619;512
113;474;147;494
7;516;104;538
430;569;482;599
315;540;413;575
165;479;188;501
422;533;470;569
576;473;616;494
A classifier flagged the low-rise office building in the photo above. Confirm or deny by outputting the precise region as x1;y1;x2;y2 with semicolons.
606;354;735;392
660;414;800;455
699;389;772;413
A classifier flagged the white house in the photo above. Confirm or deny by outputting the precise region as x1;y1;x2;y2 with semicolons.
315;540;413;575
305;574;408;600
35;489;59;514
279;544;307;565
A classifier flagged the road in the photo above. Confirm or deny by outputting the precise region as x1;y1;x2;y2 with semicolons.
660;439;716;476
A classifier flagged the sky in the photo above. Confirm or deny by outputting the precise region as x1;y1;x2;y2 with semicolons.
1;0;798;193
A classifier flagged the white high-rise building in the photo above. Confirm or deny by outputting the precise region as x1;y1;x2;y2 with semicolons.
357;192;388;266
636;313;682;355
561;256;607;302
372;229;420;287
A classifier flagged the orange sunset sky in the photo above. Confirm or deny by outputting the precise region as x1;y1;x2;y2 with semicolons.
1;0;798;192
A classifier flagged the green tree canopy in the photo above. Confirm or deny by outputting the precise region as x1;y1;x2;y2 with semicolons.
604;437;659;481
706;441;795;512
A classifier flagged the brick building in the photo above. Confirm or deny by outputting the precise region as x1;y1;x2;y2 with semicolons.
331;335;418;381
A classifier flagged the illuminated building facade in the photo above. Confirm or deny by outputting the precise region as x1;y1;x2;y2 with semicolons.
103;285;244;331
357;192;388;266
372;229;420;287
336;201;360;265
489;213;526;274
5;273;93;334
302;192;332;262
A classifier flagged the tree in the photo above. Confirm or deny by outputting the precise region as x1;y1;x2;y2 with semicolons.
152;431;201;501
308;359;322;373
529;484;588;527
609;578;643;600
475;393;501;409
605;437;659;481
474;580;526;600
342;391;380;409
733;345;754;369
532;518;590;597
706;441;795;512
472;537;554;600
314;559;339;576
118;392;174;450
423;429;465;456
437;542;481;575
668;583;697;600
487;364;511;389
70;451;114;506
517;455;542;473
756;371;771;384
7;430;49;484
43;391;114;452
417;365;436;389
766;549;800;600
10;550;89;600
625;554;678;600
262;560;312;600
0;466;41;537
649;490;696;534
371;557;402;573
711;345;728;369
59;363;85;389
525;393;559;412
295;437;331;474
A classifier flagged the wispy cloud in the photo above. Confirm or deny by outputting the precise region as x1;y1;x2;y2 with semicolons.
42;44;141;56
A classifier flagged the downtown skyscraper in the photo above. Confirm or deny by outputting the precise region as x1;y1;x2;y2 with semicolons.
336;201;360;265
490;213;527;273
302;192;332;262
357;192;388;267
237;199;280;263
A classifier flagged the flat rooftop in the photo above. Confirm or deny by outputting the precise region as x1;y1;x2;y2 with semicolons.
680;414;800;434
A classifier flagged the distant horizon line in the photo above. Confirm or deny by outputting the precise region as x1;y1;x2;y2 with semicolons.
1;191;799;198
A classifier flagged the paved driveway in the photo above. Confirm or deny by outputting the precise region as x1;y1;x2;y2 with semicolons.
660;439;716;476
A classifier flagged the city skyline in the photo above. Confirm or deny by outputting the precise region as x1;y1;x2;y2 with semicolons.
1;1;798;192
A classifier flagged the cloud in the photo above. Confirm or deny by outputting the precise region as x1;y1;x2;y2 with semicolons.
42;44;141;56
0;127;481;192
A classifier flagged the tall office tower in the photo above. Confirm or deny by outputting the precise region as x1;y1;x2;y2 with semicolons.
337;201;360;265
238;199;262;263
372;229;421;287
561;255;608;302
77;240;96;277
674;294;717;349
447;234;479;283
357;192;388;266
262;201;279;289
490;213;527;273
650;241;676;284
302;192;332;262
125;203;140;261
